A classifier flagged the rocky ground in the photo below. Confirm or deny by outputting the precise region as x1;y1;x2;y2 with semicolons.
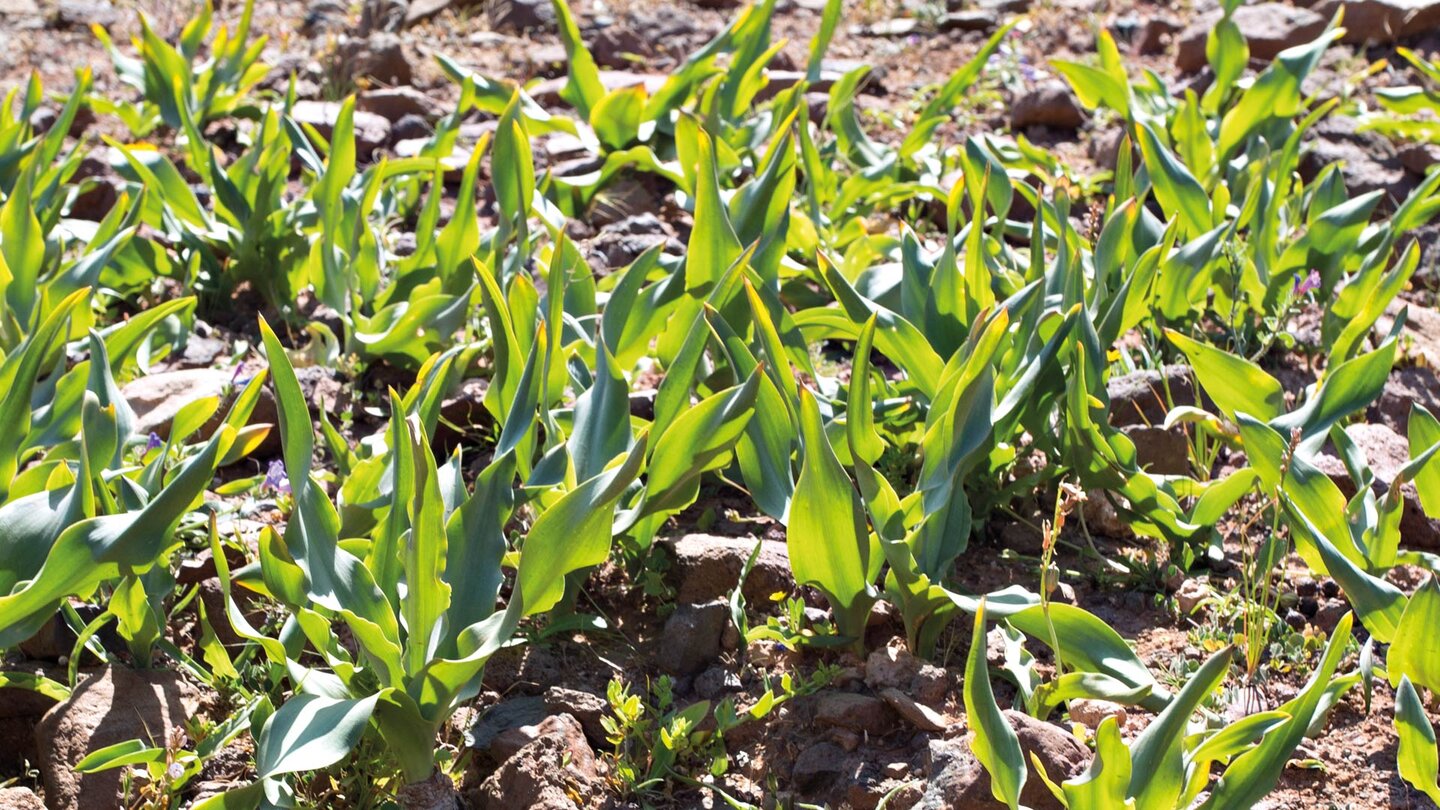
5;0;1440;807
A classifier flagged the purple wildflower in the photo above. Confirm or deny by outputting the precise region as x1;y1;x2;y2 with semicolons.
262;459;290;495
145;432;164;453
231;362;249;388
1293;269;1321;297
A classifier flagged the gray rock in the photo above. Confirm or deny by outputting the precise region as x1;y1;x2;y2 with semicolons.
924;710;1089;810
666;533;794;603
1137;14;1182;55
938;10;997;32
37;667;199;810
880;687;948;732
334;33;412;87
1067;698;1126;730
853;17;920;37
0;788;44;810
1312;0;1440;44
1370;366;1440;435
291;99;393;159
473;713;601;810
1011;81;1086;130
1122;425;1191;476
814;691;897;734
465;695;546;753
1175;4;1327;73
792;742;850;792
1313;422;1440;549
1106;364;1196;427
358;86;445;122
543;687;608;745
122;367;278;441
657;601;729;675
487;0;555;33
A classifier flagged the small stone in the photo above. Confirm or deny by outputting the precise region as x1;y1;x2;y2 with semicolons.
1314;599;1350;633
853;17;920;37
0;788;44;810
1284;609;1308;631
884;761;910;779
866;644;922;691
1067;699;1127;731
657;601;729;675
543;687;607;745
1121;425;1191;476
473;713;602;810
358;86;445;122
938;10;996;32
814;692;896;735
464;695;546;753
1175;578;1210;615
880;687;948;732
1011;81;1086;130
1299;596;1319;618
793;742;848;790
291;100;392;159
1107;365;1197;427
831;726;862;751
487;0;555;33
666;533;793;603
1322;579;1341;599
334;32;412;86
694;665;743;700
1137;14;1181;55
925;710;1088;810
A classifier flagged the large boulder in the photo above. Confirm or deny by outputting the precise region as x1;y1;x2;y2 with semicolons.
36;666;200;810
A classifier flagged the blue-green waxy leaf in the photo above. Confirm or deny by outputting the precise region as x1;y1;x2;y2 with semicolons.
255;692;381;778
1062;716;1133;809
1411;404;1440;520
1389;577;1440;693
1129;645;1233;810
1136;122;1210;237
0;425;233;648
1009;604;1162;709
517;435;647;616
570;339;631;483
965;600;1025;809
1395;676;1440;806
789;387;875;639
1165;329;1283;423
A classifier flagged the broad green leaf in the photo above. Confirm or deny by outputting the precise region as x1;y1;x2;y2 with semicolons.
1389;577;1440;693
1137;122;1210;237
517;436;647;616
789;387;874;638
1165;329;1283;423
1129;645;1233;810
965;601;1025;809
255;692;381;778
1395;676;1440;806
